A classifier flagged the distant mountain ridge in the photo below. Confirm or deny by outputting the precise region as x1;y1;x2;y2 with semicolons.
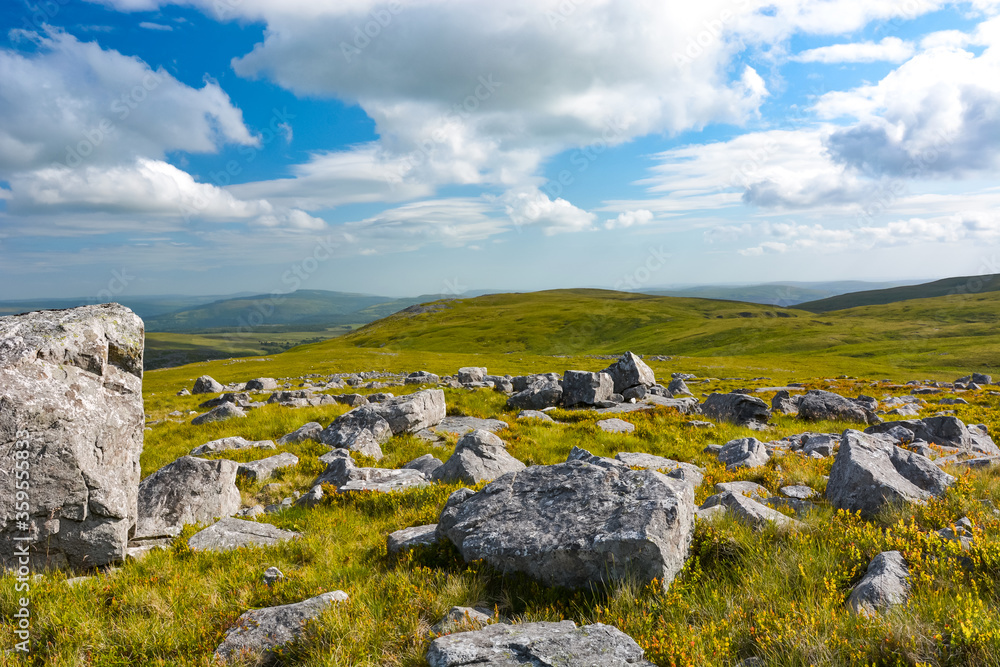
641;280;921;306
797;274;1000;312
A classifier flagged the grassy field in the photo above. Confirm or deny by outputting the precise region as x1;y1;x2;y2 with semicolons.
144;329;356;370
4;289;1000;665
798;273;1000;313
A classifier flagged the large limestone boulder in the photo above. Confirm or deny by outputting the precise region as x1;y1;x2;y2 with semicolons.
866;416;999;456
135;456;241;539
602;351;656;394
318;406;391;459
237;453;299;481
562;370;614;407
427;621;655;667
192;375;224;394
432;429;525;485
505;379;563;410
375;389;447;434
187;517;300;552
847;551;909;616
0;304;144;569
214;591;348;665
437;460;696;590
717;437;769;470
457;367;487;384
827;430;955;517
313;451;429;493
798;390;877;424
701;393;770;428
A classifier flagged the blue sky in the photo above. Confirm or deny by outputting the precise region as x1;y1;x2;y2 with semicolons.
1;0;999;300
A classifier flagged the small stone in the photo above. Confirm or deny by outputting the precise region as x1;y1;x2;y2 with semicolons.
262;566;284;586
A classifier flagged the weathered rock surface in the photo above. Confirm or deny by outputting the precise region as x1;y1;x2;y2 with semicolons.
771;390;800;415
191;403;246;425
437;460;696;590
404;453;444;478
313;454;429;493
516;410;555;423
214;591;348;665
135;456;241;539
827;430;955;517
426;620;655;667
318;406;391;459
780;485;817;500
244;377;278;392
376;389;447;434
237;453;299;482
0;304;144;569
276;422;323;445
701;491;802;530
562;370;614;407
458;367;487;384
847;551;909;616
715;480;770;501
387;524;440;555
596;418;635;433
187;517;300;552
866;416;999;456
718;437;769;470
190;436;275;456
423;415;508;436
192;375;224;394
702;393;771;428
432;429;525;485
667;377;693;397
798;390;877;424
505;380;563;410
406;371;441;385
602;351;656;394
429;606;494;636
614;452;705;488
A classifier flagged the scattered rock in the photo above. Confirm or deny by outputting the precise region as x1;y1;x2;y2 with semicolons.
314;454;429;493
718;437;769;470
294;485;324;508
403;454;444;478
702;393;771;428
429;606;494;636
426;620;654;667
798;390;877;424
423;415;508;436
602;351;656;394
771;390;800;415
0;304;145;569
237;453;300;482
517;410;555;423
406;371;441;385
135;456;241;540
187;517;301;553
667;377;693;397
701;491;803;531
276;422;323;445
318;406;391;460
458;367;487;384
506;379;563;410
262;566;284;586
375;389;447;434
780;485;816;500
562;370;614;407
437;460;695;590
613;452;705;488
191;403;246;426
827;430;955;518
596;418;635;433
387;524;440;555
715;480;770;501
192;375;224;394
213;591;348;665
847;551;909;616
432;429;526;485
866;416;999;456
190;436;276;456
245;377;278;392
333;393;368;407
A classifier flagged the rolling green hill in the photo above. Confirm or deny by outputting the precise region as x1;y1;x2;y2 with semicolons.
642;280;918;306
797;273;1000;312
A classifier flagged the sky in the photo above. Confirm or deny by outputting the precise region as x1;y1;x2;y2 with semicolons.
1;0;1000;300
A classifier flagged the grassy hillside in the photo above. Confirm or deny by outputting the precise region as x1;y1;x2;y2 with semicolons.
798;273;1000;313
642;280;918;306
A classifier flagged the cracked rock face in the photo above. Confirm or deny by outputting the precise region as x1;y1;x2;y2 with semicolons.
0;304;145;569
437;460;695;591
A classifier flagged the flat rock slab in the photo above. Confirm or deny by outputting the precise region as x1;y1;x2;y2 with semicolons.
238;453;300;482
426;621;654;667
190;436;276;456
780;485;817;500
614;452;705;488
387;524;440;555
214;591;348;665
191;403;247;425
420;416;509;437
596;418;635;433
187;517;300;553
338;468;430;493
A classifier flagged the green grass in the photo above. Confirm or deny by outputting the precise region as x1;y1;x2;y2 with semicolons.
144;329;355;370
798;273;1000;313
5;288;1000;665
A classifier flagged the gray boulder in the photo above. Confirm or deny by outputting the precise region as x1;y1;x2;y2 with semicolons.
432;429;526;485
701;491;802;530
375;389;447;434
425;415;508;436
866;416;998;456
517;410;555;423
406;371;441;385
847;551;909;616
199;391;252;410
957;373;993;385
506;380;563;410
313;454;429;493
318;406;391;460
827;430;955;517
135;456;241;540
437;460;695;590
667;377;693;397
511;373;561;392
429;606;495;636
0;303;144;569
187;517;301;552
798;390;876;424
771;390;800;415
718;437;769;470
426;620;654;667
276;422;323;445
193;375;224;394
458;366;487;384
702;393;771;428
191;403;246;426
715;480;770;501
562;370;614;407
614;452;704;488
333;393;368;407
781;485;816;500
387;524;440;555
403;454;444;478
190;436;275;456
237;453;299;482
602;351;656;393
214;590;348;665
244;377;278;392
596;418;635;433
